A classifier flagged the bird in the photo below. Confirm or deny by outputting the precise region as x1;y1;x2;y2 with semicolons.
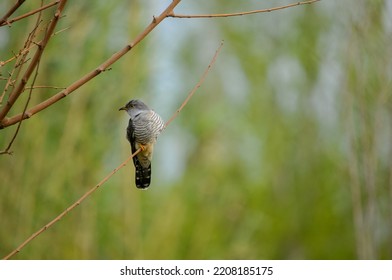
119;99;165;189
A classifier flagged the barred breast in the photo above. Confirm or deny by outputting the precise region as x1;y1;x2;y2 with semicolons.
132;110;165;145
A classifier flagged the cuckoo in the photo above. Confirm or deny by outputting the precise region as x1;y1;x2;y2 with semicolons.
119;99;165;189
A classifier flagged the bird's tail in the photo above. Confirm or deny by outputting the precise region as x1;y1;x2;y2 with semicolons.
133;157;151;189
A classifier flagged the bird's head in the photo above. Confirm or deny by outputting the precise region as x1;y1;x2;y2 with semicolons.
119;99;150;118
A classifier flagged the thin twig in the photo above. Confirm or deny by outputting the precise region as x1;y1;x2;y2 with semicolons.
0;0;182;129
0;71;15;105
0;0;60;27
52;26;70;36
0;0;26;26
168;0;320;18
0;61;40;155
2;148;140;260
0;44;34;67
2;40;223;260
0;14;42;105
164;41;224;128
0;25;69;68
24;85;66;90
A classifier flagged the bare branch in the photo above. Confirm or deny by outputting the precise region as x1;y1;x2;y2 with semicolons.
0;60;40;155
0;71;15;105
2;148;141;260
0;1;45;155
0;44;35;68
0;0;60;27
168;0;320;19
0;0;68;125
0;24;69;68
0;0;182;129
24;85;66;90
1;15;42;105
0;0;26;26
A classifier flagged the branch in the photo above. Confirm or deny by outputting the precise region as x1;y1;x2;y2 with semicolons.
0;71;15;105
2;148;140;260
0;25;69;68
1;11;43;107
0;0;182;129
0;0;26;26
0;0;60;27
2;41;223;260
168;0;320;19
0;43;35;68
0;0;68;125
24;85;66;90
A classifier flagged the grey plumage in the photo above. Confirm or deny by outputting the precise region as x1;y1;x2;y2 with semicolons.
119;99;165;189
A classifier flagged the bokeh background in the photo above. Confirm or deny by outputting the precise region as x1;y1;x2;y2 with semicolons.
1;0;391;259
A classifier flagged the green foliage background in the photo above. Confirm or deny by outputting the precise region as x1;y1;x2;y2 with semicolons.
1;0;391;259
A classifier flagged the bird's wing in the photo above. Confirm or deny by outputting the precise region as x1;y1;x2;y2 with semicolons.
127;118;151;189
126;118;137;159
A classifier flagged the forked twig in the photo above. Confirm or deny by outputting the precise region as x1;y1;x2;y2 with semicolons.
0;61;39;155
0;25;70;68
2;42;223;260
0;1;45;155
0;0;60;27
0;0;26;26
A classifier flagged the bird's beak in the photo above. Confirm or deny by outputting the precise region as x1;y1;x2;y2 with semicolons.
119;106;126;111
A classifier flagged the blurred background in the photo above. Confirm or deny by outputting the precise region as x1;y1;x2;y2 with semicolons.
1;0;391;259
